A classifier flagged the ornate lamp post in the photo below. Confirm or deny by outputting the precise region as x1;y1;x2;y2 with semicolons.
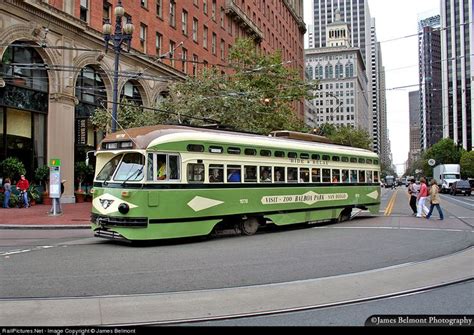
102;0;134;133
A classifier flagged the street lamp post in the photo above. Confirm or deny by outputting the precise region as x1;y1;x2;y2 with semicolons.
102;0;134;133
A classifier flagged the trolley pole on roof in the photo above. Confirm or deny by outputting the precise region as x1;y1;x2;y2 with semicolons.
102;0;134;133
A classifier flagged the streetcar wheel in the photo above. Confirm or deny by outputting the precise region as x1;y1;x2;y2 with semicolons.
240;217;259;236
337;208;352;223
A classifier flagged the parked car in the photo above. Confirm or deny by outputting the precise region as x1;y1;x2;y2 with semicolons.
450;180;472;196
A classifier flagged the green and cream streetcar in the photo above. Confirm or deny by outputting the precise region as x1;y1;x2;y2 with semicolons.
90;125;381;241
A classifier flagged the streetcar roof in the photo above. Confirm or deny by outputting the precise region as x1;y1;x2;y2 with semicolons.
100;124;378;158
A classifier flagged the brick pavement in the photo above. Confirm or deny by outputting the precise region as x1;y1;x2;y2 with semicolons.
0;202;91;227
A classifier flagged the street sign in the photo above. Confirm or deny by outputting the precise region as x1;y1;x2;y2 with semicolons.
49;158;61;167
428;159;436;166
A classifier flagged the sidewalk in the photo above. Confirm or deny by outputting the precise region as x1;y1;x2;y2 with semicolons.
0;202;91;228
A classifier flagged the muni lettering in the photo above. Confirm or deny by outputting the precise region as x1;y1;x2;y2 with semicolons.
261;191;348;205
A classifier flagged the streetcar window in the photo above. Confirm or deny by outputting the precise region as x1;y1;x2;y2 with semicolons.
260;149;272;157
342;169;349;183
332;169;340;183
96;154;122;181
209;146;223;153
209;164;224;182
275;151;285;158
260;166;272;182
358;158;366;164
322;168;331;182
287;167;298;183
113;153;145;181
322;155;330;161
227;147;241;154
374;171;379;182
288;152;297;158
299;168;310;183
366;171;373;183
312;168;321;182
244;166;257;182
168;155;180;180
374;160;379;165
366;159;373;164
300;153;309;159
147;153;154;181
311;154;320;160
156;154;167;181
350;170;358;183
358;170;366;183
187;144;204;152
244;148;257;156
332;156;340;162
187;163;204;182
274;166;285;182
350;157;357;163
341;156;349;162
227;165;241;182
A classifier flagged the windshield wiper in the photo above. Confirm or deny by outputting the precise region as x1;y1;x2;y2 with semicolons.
121;167;144;187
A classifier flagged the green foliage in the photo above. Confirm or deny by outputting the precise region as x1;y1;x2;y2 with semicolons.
313;123;372;150
90;98;166;133
421;138;463;177
0;157;26;181
74;161;94;191
460;150;474;178
34;165;50;186
160;37;314;134
27;184;40;202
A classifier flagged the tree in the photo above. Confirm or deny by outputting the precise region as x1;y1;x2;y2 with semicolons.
460;150;474;178
90;98;167;133
0;157;26;182
420;138;464;177
160;38;315;134
313;123;372;150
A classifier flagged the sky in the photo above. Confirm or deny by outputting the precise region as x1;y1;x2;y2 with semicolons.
303;0;440;176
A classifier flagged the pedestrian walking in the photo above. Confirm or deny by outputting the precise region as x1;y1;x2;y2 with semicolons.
3;178;11;208
426;179;444;220
416;177;429;217
407;178;418;215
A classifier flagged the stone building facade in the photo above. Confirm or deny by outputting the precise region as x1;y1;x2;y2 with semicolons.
0;0;306;202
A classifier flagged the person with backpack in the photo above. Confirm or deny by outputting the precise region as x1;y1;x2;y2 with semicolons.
426;179;444;220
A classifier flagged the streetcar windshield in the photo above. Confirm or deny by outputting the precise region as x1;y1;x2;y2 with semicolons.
96;153;145;182
114;153;145;181
96;154;123;181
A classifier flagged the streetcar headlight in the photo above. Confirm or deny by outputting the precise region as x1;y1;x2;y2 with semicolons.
118;203;129;214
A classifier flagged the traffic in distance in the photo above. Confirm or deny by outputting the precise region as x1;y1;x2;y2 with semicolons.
88;125;381;242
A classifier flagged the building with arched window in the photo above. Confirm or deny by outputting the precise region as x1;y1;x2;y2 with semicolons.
1;0;306;203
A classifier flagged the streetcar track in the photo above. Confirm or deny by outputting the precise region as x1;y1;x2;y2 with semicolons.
124;278;474;326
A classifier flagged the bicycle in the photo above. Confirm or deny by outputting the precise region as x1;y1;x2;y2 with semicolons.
16;190;29;208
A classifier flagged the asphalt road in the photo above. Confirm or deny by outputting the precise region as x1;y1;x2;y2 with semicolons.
1;187;473;300
0;186;473;328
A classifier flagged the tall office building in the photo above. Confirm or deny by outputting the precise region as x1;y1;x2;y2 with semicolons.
440;0;473;150
309;0;391;163
418;14;442;150
305;9;369;133
310;0;371;61
408;90;422;167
